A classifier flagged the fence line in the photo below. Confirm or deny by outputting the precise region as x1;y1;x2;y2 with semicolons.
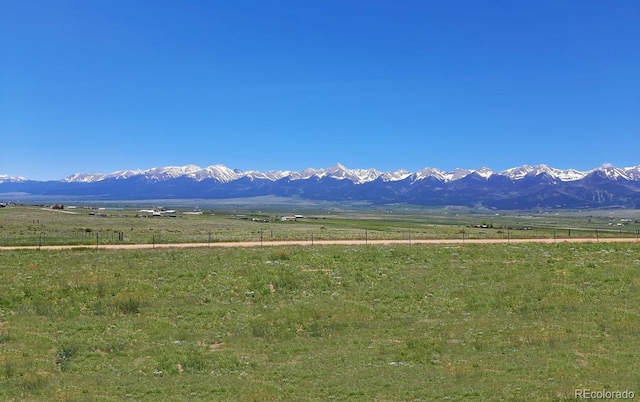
1;227;639;248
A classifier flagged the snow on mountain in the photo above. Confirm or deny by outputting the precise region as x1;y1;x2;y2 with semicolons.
63;173;109;183
622;166;640;181
57;163;640;185
350;168;383;184
501;165;548;180
0;174;28;183
325;163;348;179
307;163;383;184
414;167;448;181
381;169;412;182
8;162;640;210
473;167;495;179
447;168;475;181
143;165;202;181
63;169;145;182
500;164;587;182
592;165;639;181
414;167;477;182
242;170;290;181
107;169;145;180
287;168;322;181
190;165;239;182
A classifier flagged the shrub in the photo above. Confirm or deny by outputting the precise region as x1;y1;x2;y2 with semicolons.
55;345;78;372
115;297;142;314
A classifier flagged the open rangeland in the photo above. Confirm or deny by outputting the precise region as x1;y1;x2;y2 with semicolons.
1;204;639;248
1;241;639;401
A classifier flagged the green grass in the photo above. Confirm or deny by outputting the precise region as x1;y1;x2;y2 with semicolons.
1;205;639;247
1;242;639;400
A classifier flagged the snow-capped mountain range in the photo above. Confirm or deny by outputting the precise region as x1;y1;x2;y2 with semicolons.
1;163;640;209
52;163;640;184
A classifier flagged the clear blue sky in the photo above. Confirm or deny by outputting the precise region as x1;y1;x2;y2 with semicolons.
1;0;638;180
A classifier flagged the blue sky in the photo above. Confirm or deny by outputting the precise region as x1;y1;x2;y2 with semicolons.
1;1;638;180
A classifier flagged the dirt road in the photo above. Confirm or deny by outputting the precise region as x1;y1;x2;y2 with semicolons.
1;236;638;251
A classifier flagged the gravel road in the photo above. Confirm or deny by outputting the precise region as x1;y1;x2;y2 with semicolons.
1;236;638;251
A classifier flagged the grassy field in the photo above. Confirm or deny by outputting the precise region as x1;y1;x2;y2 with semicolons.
1;204;639;246
1;242;639;401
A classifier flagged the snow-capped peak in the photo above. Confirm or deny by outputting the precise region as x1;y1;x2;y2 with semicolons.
347;168;383;184
63;169;145;182
473;167;495;179
621;165;640;181
0;174;28;183
312;163;383;184
54;162;640;185
63;173;108;183
325;163;350;179
143;165;203;181
501;164;543;180
414;167;478;182
500;164;587;182
413;167;446;182
287;168;322;181
381;169;412;182
445;168;475;182
593;165;633;181
190;165;239;182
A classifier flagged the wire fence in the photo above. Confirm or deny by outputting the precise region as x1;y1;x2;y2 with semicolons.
2;226;639;247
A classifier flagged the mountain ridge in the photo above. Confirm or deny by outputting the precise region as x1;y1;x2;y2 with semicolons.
4;162;638;184
2;163;640;210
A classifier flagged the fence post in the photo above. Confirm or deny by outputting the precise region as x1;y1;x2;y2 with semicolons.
96;233;99;250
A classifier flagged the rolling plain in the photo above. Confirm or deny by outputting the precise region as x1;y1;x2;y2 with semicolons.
1;204;639;400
